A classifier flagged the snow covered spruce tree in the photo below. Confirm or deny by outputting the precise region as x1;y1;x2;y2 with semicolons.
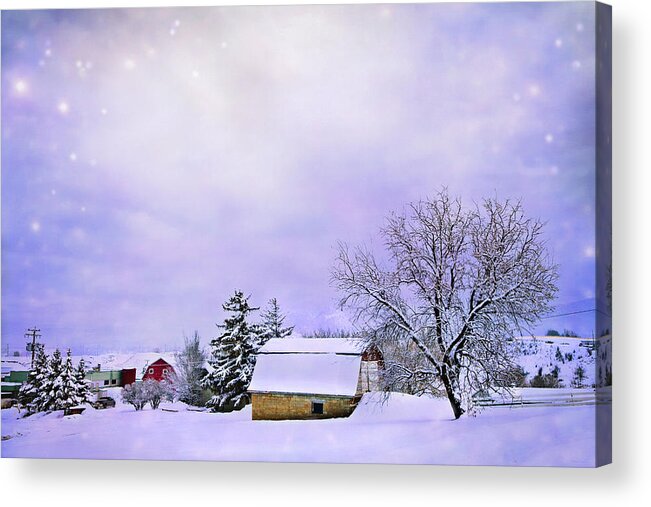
55;349;81;411
46;348;68;411
202;290;262;412
332;190;558;419
174;331;208;406
17;344;49;414
18;348;90;414
260;297;294;342
74;357;92;404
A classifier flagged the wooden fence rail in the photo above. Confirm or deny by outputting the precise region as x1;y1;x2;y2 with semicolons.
474;388;612;408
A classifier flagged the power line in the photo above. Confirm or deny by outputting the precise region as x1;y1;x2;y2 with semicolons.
541;308;610;319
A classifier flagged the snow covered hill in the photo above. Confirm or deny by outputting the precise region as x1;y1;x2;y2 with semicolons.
513;335;612;388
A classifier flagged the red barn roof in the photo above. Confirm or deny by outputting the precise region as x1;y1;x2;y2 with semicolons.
149;358;172;367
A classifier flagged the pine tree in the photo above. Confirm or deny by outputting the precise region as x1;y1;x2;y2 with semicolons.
202;290;261;412
56;349;80;411
260;297;294;343
74;357;91;404
572;365;587;388
31;349;58;412
45;348;65;411
17;344;48;414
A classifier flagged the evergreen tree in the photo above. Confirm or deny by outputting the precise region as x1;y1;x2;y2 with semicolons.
572;365;587;388
45;349;66;411
202;290;261;412
53;349;79;411
260;297;294;343
74;357;92;404
31;349;57;412
17;344;48;414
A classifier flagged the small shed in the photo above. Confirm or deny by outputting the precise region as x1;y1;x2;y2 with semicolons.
142;357;175;382
248;338;382;420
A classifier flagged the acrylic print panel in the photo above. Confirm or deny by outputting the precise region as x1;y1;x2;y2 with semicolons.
1;2;611;466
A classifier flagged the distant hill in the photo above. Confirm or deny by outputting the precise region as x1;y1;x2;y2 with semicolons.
514;335;612;388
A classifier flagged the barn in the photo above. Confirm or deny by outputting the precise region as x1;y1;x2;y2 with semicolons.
248;338;382;420
142;357;175;382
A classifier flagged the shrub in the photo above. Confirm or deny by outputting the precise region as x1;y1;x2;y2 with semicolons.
142;379;174;409
122;383;148;411
508;365;529;387
529;367;560;388
122;380;174;410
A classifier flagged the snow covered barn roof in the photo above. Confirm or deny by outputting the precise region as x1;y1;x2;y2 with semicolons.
248;353;362;396
258;338;364;355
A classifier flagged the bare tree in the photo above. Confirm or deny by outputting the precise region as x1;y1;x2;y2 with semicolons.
143;378;174;409
332;190;557;419
122;382;148;411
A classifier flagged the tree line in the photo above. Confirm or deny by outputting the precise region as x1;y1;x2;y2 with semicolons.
17;345;91;414
15;295;295;416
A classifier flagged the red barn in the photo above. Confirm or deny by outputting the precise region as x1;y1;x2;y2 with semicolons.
142;358;175;382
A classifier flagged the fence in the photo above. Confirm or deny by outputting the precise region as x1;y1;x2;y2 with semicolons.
474;387;612;408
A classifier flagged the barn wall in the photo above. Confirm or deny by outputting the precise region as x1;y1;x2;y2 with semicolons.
143;362;174;382
251;392;358;420
358;360;382;393
120;368;136;386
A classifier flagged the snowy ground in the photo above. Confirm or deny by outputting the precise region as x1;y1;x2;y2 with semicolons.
1;392;608;467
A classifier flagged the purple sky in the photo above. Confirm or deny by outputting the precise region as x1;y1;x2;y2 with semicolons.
2;3;603;353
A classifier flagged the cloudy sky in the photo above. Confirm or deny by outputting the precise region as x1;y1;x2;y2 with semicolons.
2;3;601;352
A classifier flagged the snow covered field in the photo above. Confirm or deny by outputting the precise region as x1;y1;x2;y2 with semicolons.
1;392;608;467
1;337;611;466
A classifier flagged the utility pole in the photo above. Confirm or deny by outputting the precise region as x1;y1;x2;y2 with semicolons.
25;327;42;368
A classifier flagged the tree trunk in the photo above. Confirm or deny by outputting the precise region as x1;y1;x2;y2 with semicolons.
441;367;465;419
